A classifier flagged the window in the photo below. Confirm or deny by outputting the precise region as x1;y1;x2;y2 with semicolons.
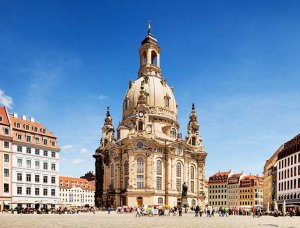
51;177;55;184
4;184;9;193
158;197;163;205
17;145;22;152
51;189;55;196
17;158;22;167
26;135;31;142
51;142;55;147
138;121;143;131
43;188;48;196
26;160;31;168
156;160;163;190
51;163;56;171
33;127;38;132
4;128;9;135
191;166;195;193
176;162;182;191
170;128;177;138
16;122;20;128
35;149;40;155
136;157;144;189
4;141;9;149
4;168;9;177
35;137;39;143
43;139;47;145
17;187;22;195
164;96;170;108
43;162;48;170
35;188;40;196
35;161;40;169
43;150;48;157
43;176;48;183
25;125;29;130
51;151;55;158
0;115;2;122
111;165;114;178
35;175;40;183
26;147;31;154
26;187;31;195
26;174;31;182
4;154;9;162
191;137;196;146
17;173;22;181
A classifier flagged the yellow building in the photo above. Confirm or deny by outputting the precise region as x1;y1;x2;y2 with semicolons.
263;145;283;209
238;175;263;208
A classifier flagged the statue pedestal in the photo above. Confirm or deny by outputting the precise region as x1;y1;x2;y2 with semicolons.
181;196;188;207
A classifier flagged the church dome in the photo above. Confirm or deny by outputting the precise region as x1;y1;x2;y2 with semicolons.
122;75;178;122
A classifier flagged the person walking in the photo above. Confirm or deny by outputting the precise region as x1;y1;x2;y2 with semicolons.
195;205;199;217
178;206;182;217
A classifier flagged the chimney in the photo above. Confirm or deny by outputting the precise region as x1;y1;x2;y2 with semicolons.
13;113;18;118
22;115;26;120
30;117;35;122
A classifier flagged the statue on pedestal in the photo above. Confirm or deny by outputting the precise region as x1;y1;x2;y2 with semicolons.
182;182;188;196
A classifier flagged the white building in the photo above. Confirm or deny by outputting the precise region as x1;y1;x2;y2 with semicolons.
10;113;60;209
59;176;95;207
277;134;300;208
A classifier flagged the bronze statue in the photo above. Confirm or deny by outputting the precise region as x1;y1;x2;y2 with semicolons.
182;182;188;197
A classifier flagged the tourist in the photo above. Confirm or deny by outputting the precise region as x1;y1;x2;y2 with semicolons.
199;206;203;217
195;205;199;217
136;207;141;217
178;206;182;217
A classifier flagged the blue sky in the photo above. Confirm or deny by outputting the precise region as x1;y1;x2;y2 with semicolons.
0;0;299;178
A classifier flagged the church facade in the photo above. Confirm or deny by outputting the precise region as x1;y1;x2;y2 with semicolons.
93;24;207;208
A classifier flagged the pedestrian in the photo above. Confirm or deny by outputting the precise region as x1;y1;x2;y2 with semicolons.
178;206;182;217
195;205;199;217
136;207;141;217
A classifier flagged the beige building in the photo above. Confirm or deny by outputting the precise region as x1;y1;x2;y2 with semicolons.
0;107;12;211
227;173;246;208
238;175;263;208
93;23;207;208
208;171;233;208
263;145;283;209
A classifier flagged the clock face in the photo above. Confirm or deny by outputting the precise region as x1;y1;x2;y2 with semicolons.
139;111;144;117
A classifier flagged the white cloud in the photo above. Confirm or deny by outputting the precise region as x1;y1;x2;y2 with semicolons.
99;94;107;100
80;148;88;154
72;158;85;165
61;144;75;151
0;89;13;109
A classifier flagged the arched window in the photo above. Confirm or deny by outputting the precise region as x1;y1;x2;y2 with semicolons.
156;160;162;190
151;50;157;65
190;166;195;193
136;157;144;189
142;52;147;65
170;128;177;138
124;160;129;189
158;197;163;205
176;162;182;191
164;96;170;108
138;121;143;131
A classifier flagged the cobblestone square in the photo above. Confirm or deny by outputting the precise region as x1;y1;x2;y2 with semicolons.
0;212;300;228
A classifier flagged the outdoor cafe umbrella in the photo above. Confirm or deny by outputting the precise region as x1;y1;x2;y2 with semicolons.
267;202;270;213
274;200;278;211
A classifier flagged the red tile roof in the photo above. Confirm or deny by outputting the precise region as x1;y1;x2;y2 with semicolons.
0;107;10;126
59;176;95;191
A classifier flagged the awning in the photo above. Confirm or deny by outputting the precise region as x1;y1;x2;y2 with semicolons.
3;201;11;205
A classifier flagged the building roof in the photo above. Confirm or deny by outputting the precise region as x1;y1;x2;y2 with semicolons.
0;106;10;126
59;176;95;191
208;170;232;184
9;113;60;151
278;134;300;160
264;144;284;173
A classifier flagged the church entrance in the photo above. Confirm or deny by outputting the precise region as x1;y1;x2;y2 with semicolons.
137;197;143;207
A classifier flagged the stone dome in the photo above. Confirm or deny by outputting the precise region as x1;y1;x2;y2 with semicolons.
122;75;178;122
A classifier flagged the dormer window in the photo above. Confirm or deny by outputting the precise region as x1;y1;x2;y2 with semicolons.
0;115;2;122
33;126;38;132
16;122;20;128
24;125;29;131
42;129;46;134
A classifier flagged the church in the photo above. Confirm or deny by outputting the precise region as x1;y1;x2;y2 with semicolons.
93;23;207;208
